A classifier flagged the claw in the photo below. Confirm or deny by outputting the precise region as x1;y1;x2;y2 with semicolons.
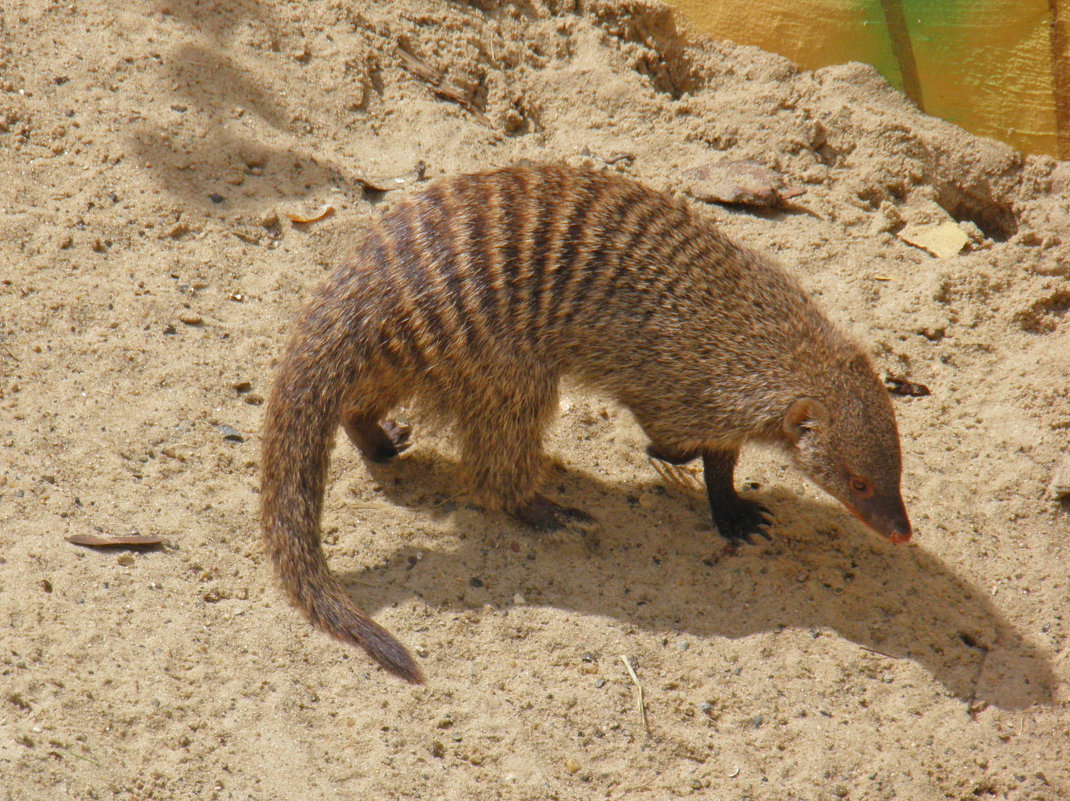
711;498;774;544
381;419;412;454
344;415;413;462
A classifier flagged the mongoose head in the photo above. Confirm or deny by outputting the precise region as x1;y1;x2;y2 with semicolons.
781;356;912;543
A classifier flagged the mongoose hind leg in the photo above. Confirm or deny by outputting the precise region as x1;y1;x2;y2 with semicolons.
457;375;597;538
702;448;773;544
343;412;412;462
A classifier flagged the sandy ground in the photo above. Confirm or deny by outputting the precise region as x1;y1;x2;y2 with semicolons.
2;1;1069;799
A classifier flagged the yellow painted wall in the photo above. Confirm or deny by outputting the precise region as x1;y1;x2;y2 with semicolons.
665;0;1069;157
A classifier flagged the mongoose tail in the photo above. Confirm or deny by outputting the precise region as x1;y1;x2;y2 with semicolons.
260;297;423;683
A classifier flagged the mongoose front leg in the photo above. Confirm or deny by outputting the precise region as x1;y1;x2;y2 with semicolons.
703;448;773;544
343;413;411;462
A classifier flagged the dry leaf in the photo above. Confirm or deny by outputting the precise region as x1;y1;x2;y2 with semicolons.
67;533;163;548
680;160;804;207
284;205;335;224
897;222;968;257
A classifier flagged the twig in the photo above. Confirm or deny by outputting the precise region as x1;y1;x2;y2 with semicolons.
859;645;905;660
648;457;702;495
620;655;650;737
960;634;991;719
396;45;493;127
61;748;103;769
614;770;661;798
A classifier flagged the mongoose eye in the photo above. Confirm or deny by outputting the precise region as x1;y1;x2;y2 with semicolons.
850;478;869;494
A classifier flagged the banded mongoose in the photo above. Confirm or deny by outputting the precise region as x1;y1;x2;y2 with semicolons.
261;165;912;683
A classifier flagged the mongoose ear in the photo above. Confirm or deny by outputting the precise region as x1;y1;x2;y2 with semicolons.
782;397;829;442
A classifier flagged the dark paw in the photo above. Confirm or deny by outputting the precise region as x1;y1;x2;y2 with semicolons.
711;498;773;545
378;419;412;459
345;416;412;463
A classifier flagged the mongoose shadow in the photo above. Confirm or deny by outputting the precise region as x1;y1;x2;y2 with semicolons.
335;449;1055;711
135;0;374;212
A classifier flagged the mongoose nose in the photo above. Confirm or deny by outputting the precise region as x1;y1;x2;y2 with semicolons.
888;524;912;543
850;499;911;543
885;508;912;543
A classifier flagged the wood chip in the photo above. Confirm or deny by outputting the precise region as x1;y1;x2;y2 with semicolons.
885;375;931;397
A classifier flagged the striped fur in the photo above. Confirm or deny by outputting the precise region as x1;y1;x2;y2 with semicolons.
260;165;910;682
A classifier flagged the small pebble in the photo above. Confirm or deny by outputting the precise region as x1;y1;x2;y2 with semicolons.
636;490;659;510
116;553;135;567
219;425;244;442
564;757;580;774
512;593;525;605
677;641;690;651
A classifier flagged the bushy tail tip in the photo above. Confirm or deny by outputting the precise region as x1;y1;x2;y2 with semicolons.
309;584;424;683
